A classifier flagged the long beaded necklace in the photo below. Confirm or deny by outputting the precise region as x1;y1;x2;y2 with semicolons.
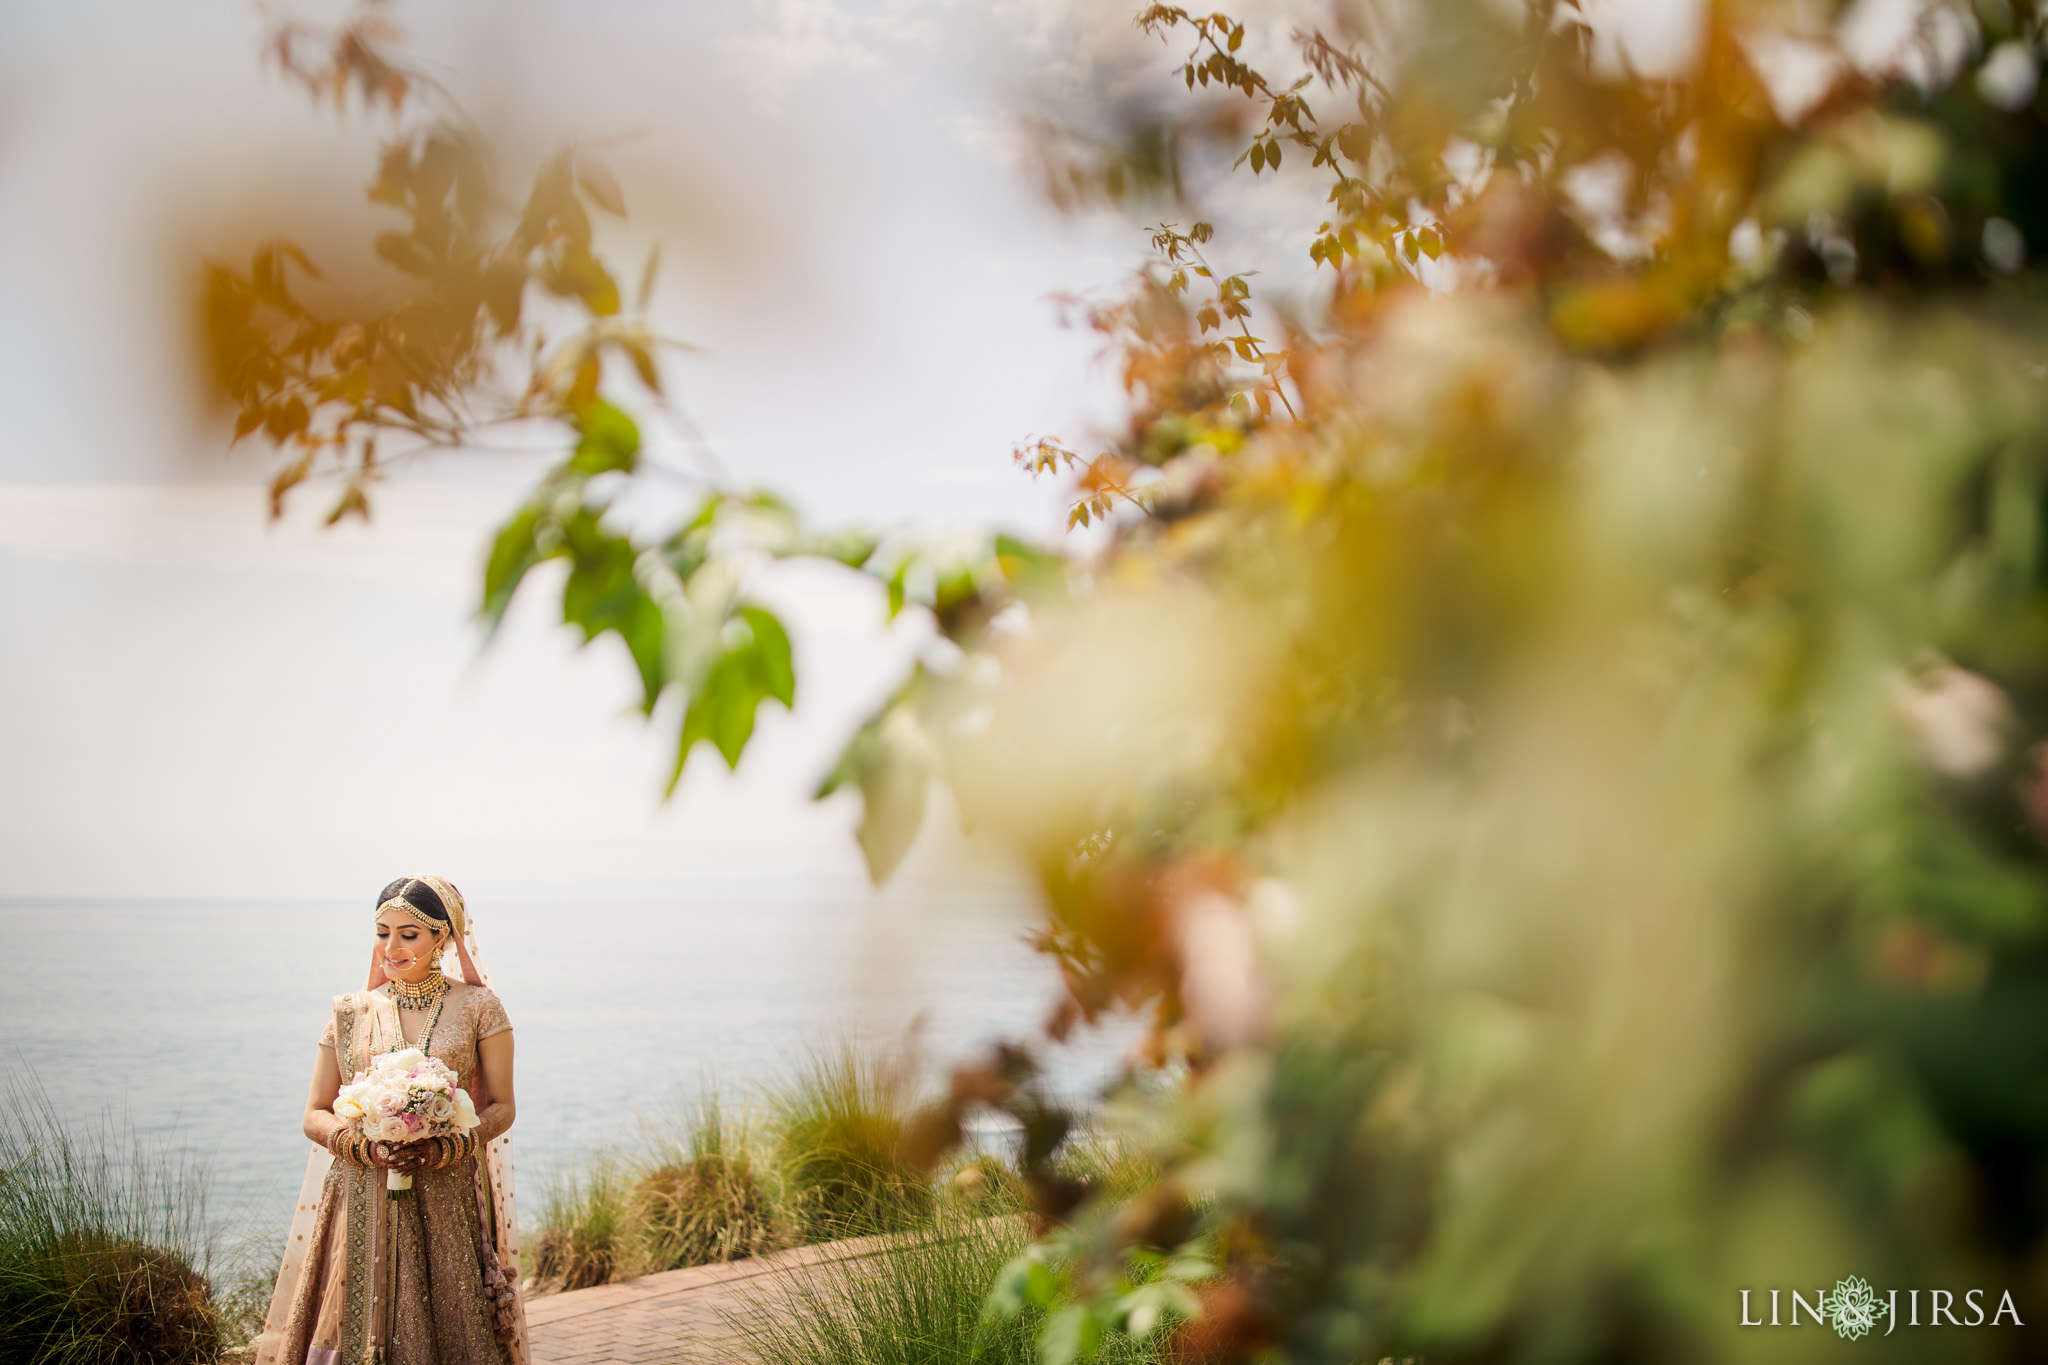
387;974;448;1056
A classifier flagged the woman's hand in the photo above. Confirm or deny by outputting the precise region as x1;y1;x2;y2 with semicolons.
371;1139;437;1175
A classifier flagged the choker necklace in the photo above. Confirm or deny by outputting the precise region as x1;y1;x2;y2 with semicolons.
388;968;449;1010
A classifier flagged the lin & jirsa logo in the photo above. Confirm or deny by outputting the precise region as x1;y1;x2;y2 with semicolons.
1740;1276;2024;1338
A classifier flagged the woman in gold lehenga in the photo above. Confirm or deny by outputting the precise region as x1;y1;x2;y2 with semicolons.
253;876;530;1365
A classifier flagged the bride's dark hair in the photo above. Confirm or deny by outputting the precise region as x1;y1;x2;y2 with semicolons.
378;876;450;924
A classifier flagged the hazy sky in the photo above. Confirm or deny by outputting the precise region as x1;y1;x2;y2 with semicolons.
0;0;1712;901
0;0;1153;900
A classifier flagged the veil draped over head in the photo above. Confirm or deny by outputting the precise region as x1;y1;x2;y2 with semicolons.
253;876;530;1365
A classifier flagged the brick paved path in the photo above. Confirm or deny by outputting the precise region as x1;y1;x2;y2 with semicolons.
525;1234;897;1365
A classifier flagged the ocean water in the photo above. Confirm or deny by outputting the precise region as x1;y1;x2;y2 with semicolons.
0;887;1132;1242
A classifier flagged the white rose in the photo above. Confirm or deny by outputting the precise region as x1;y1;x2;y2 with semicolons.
334;1080;374;1122
452;1090;479;1130
381;1047;426;1072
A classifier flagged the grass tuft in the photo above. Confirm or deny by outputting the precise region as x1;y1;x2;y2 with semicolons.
0;1076;222;1365
723;1214;1165;1365
621;1088;788;1274
767;1042;932;1242
529;1043;1147;1296
529;1152;630;1293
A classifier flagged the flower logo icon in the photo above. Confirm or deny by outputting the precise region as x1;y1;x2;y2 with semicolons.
1826;1276;1883;1340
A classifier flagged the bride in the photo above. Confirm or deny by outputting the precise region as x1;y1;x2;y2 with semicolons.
253;876;529;1365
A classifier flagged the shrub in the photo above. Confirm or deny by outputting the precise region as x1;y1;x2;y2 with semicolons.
0;1079;221;1365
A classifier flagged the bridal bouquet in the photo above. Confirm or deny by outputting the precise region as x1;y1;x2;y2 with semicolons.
334;1047;481;1195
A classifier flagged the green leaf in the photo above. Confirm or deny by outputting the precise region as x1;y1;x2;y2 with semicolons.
814;688;931;884
676;647;756;777
570;399;640;475
805;529;881;569
1037;1304;1099;1365
558;514;665;708
886;563;909;619
672;606;796;782
740;606;796;707
1024;1259;1059;1308
481;504;546;625
983;1253;1038;1321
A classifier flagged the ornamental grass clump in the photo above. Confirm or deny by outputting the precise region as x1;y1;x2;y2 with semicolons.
726;1212;1170;1365
528;1152;629;1294
0;1079;222;1365
619;1090;788;1275
767;1043;934;1241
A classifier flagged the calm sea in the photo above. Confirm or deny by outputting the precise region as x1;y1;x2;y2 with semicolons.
0;888;1131;1243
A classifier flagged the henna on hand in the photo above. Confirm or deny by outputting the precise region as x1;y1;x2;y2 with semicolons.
375;1139;436;1174
473;1101;513;1147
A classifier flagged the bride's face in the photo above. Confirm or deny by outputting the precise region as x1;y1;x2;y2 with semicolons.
375;907;443;982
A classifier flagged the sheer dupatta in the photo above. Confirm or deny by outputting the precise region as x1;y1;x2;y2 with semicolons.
253;901;528;1365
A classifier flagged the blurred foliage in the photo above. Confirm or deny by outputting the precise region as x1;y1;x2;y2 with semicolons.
213;0;2048;1359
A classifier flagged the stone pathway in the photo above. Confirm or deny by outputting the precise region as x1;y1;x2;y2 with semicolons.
525;1234;898;1365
